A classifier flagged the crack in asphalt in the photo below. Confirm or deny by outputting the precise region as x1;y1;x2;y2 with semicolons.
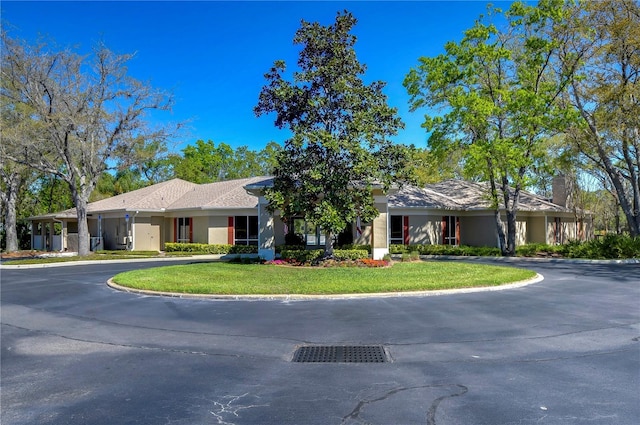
208;393;269;425
340;384;468;425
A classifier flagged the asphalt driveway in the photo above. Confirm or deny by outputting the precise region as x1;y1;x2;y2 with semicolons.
1;258;638;425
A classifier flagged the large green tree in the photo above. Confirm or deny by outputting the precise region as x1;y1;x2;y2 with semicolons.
1;32;174;255
405;0;577;255
255;11;410;257
559;0;640;236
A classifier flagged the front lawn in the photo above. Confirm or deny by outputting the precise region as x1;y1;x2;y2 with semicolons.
2;250;163;264
112;261;536;295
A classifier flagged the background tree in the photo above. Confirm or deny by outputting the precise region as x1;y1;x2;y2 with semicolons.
255;11;410;257
409;146;466;186
1;32;174;255
170;139;282;183
0;76;39;252
405;0;577;255
559;0;640;236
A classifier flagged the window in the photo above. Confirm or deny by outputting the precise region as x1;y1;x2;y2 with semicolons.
292;218;325;246
235;216;259;246
390;215;406;245
390;215;403;244
175;217;191;243
442;216;459;245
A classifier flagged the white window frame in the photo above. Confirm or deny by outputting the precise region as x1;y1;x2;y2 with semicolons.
234;216;259;246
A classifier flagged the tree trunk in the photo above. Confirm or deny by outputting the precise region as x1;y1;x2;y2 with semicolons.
493;209;508;256
2;172;22;253
505;210;517;256
324;230;334;259
72;191;91;256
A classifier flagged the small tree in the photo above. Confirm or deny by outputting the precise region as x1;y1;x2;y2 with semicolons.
1;32;174;255
255;11;410;257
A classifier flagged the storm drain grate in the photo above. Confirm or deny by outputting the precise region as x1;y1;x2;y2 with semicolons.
292;345;388;363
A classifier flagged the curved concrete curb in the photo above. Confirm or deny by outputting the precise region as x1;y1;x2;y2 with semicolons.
0;254;231;269
3;254;638;269
106;273;544;301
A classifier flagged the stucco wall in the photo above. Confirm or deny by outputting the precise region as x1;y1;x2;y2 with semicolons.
527;216;547;244
274;217;286;246
133;216;162;251
516;219;527;246
191;216;209;244
408;215;439;245
460;215;497;247
207;216;229;245
353;222;372;246
372;202;388;249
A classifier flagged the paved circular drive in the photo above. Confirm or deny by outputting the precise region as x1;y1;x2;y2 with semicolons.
1;258;638;424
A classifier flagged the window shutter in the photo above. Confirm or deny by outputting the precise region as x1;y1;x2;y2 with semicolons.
441;216;446;245
228;217;234;245
455;216;460;245
173;218;177;242
189;218;193;243
403;216;410;245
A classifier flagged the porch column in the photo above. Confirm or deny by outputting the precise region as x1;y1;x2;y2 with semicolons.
45;221;51;251
258;196;275;260
61;221;67;251
372;195;389;260
31;221;36;250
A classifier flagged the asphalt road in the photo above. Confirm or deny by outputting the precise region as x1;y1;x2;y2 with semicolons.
1;258;639;425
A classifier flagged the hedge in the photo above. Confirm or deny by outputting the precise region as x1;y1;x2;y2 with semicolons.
280;249;370;263
390;244;502;257
164;243;258;254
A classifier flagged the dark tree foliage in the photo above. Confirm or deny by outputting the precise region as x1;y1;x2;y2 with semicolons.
255;11;411;256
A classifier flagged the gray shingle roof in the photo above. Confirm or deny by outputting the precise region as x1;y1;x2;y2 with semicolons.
167;176;271;210
391;179;572;212
32;177;572;221
87;178;199;212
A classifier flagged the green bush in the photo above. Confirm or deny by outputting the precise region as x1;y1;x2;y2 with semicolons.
389;244;408;254
565;234;639;259
280;248;369;263
280;249;324;263
339;244;372;254
164;243;257;254
229;245;259;254
275;245;305;253
516;235;639;259
407;244;501;257
333;249;369;261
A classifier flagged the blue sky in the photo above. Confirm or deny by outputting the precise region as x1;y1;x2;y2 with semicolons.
2;1;508;153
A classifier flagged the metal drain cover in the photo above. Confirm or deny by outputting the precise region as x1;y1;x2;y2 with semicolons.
292;345;388;363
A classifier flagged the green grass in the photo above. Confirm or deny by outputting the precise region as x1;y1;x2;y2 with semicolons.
3;250;164;265
112;261;536;295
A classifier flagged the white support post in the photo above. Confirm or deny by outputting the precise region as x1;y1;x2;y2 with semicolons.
258;197;275;260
